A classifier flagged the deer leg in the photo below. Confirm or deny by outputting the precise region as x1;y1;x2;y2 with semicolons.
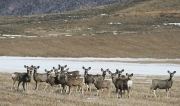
44;83;48;90
108;88;110;97
35;81;38;90
116;88;119;98
166;89;169;98
89;85;92;92
127;90;130;98
153;90;157;97
69;86;73;95
17;81;21;91
97;90;99;96
22;82;26;91
81;86;84;95
12;81;16;90
86;84;89;91
120;90;123;98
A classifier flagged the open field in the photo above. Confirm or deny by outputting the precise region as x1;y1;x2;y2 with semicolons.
0;72;180;106
0;0;180;106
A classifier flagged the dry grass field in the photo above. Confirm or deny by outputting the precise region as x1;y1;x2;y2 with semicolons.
0;73;180;106
0;0;180;105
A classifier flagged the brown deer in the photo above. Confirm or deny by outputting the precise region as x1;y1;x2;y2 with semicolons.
64;73;84;95
82;66;103;92
33;66;49;90
16;65;34;91
93;75;112;97
58;64;80;78
150;70;176;98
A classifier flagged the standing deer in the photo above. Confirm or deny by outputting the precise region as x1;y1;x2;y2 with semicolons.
109;69;133;98
150;70;176;98
44;69;61;92
64;73;84;95
33;66;49;90
16;65;34;91
93;75;112;97
58;64;80;78
101;68;107;80
12;65;34;90
82;66;103;92
116;69;126;79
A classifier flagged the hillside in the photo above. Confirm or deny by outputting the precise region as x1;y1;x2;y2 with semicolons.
0;0;125;16
0;0;180;58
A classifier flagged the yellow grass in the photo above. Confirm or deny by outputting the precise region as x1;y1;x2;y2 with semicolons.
0;73;180;106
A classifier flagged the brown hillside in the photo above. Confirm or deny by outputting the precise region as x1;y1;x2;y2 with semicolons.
0;0;180;58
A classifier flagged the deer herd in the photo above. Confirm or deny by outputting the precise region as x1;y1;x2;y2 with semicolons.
11;64;176;98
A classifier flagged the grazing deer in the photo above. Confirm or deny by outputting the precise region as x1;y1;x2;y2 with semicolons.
82;66;103;92
33;66;49;90
150;70;176;98
12;65;33;90
93;75;112;97
64;73;84;95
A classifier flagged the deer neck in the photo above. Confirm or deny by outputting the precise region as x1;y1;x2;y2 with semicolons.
112;77;116;84
168;75;173;81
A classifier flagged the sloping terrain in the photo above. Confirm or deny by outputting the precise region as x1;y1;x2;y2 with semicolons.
0;0;126;16
0;0;180;58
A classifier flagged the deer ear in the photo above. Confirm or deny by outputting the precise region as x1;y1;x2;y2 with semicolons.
37;66;40;69
101;68;103;72
58;64;61;69
88;67;91;70
167;70;170;73
64;65;67;68
126;73;128;76
173;71;176;73
45;69;47;72
24;65;27;68
82;66;85;69
121;69;124;72
66;68;69;71
131;73;133;76
116;69;119;72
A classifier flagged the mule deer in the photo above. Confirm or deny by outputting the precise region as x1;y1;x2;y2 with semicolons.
44;69;61;92
62;68;81;78
15;65;34;91
58;64;80;78
109;69;133;98
116;69;126;79
64;73;84;95
150;70;176;98
93;75;111;97
12;65;33;90
82;66;103;92
33;66;49;90
101;68;107;80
